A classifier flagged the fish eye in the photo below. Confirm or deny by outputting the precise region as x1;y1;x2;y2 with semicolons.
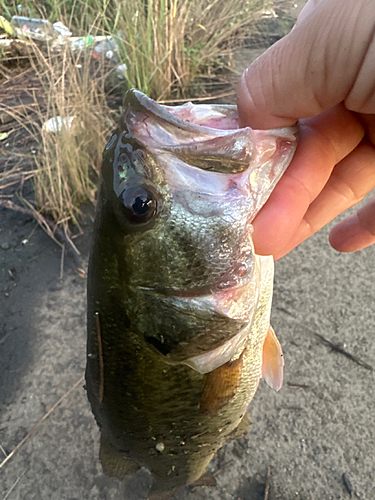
119;186;157;224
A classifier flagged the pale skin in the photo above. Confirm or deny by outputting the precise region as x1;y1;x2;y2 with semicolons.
237;0;375;260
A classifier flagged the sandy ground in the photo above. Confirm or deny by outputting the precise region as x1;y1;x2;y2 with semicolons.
1;1;375;499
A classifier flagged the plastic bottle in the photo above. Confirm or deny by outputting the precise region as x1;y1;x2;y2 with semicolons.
11;16;72;42
11;16;55;41
92;37;119;62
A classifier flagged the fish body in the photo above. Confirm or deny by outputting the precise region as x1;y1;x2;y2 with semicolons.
86;90;298;494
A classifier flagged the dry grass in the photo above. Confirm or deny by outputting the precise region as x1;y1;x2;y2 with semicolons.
111;0;267;100
1;37;115;226
0;0;268;227
29;42;114;225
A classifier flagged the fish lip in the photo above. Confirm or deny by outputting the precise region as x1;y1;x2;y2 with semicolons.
125;89;239;136
125;88;299;138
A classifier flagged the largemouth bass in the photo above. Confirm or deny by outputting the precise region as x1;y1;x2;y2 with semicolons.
86;89;298;496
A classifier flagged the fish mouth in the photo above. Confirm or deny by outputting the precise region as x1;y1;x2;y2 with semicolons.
123;89;298;176
120;90;298;232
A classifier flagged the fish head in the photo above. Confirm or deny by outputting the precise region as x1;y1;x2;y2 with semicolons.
95;89;298;366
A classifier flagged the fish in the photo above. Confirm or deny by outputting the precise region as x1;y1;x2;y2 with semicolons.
86;89;298;497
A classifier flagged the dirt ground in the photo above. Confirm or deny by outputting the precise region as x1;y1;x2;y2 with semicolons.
1;2;375;499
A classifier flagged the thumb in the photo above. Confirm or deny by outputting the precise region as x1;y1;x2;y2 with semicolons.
237;0;375;129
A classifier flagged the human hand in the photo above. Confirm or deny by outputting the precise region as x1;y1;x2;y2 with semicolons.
237;0;375;259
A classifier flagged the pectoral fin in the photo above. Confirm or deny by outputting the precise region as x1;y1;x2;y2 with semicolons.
262;326;284;391
99;435;140;480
